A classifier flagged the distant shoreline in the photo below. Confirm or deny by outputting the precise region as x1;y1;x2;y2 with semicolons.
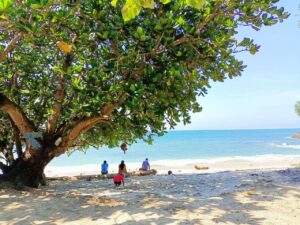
167;127;300;132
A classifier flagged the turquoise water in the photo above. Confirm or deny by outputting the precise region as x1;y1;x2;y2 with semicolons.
49;129;300;167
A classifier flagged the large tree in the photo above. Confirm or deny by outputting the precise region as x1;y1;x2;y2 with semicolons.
0;0;288;187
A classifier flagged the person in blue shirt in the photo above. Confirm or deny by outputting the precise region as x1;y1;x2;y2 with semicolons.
101;160;109;175
141;158;150;171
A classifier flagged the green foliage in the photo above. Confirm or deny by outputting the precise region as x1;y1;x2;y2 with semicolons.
112;0;207;21
0;0;13;11
0;112;14;164
0;0;288;153
295;102;300;117
186;0;206;10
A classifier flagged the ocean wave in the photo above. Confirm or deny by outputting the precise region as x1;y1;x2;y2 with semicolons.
271;143;300;150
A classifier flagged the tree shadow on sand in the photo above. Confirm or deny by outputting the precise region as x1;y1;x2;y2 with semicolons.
1;169;300;225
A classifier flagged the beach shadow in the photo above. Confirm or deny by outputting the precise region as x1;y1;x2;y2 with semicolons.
0;169;299;224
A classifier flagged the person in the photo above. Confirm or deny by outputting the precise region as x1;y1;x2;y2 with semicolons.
101;160;109;175
118;160;127;174
141;158;150;171
113;173;125;187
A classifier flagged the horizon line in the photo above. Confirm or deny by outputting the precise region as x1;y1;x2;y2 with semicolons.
171;127;300;132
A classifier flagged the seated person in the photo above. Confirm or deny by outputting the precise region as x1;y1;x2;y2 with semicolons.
118;160;127;174
140;158;150;171
113;173;125;187
101;160;109;175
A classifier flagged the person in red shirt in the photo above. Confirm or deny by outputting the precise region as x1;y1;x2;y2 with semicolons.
113;173;125;187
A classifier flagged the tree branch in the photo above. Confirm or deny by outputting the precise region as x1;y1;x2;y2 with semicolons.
46;82;65;134
50;94;128;157
100;93;128;116
49;117;105;157
47;53;73;134
110;40;120;57
0;33;24;62
7;143;14;164
64;117;103;146
0;93;36;134
8;117;23;159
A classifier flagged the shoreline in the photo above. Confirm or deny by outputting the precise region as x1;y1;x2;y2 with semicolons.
45;154;300;177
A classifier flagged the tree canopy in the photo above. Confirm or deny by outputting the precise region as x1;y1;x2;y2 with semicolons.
0;0;289;186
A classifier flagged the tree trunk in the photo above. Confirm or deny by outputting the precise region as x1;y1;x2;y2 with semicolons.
0;153;52;188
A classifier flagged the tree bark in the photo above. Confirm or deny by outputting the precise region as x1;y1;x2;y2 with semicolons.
2;161;45;188
0;93;36;134
0;148;53;188
0;33;24;62
47;53;73;134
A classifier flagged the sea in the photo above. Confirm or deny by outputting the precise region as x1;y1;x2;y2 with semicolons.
48;128;300;168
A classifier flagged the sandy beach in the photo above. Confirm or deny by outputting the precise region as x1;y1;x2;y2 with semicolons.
1;157;300;225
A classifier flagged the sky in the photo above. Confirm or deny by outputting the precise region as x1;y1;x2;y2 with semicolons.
177;0;300;130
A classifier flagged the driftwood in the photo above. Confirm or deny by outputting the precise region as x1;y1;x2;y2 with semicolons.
194;165;209;170
47;169;157;181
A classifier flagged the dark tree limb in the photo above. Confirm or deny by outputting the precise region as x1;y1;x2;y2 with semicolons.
8;117;23;159
47;49;74;134
49;117;105;157
0;33;24;62
0;94;36;134
46;77;65;134
49;94;127;157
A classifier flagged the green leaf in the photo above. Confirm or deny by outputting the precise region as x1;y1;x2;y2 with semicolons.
239;38;250;47
0;0;13;11
295;101;300;117
140;34;147;41
186;0;206;10
137;26;143;35
111;0;118;7
30;3;42;9
140;0;154;9
177;16;185;25
122;0;142;22
130;84;135;92
20;89;30;94
0;14;7;19
176;51;183;57
160;0;172;4
249;45;257;55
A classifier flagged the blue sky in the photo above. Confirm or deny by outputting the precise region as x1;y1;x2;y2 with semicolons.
177;0;300;130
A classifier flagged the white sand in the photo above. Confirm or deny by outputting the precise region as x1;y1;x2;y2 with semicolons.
1;167;300;224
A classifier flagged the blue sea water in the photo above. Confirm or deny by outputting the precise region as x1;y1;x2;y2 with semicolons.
48;129;300;167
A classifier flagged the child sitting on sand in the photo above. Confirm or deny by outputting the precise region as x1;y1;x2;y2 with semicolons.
113;173;125;187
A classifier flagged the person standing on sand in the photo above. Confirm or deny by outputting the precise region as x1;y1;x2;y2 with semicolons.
141;158;150;171
101;160;109;175
113;173;125;187
118;160;127;174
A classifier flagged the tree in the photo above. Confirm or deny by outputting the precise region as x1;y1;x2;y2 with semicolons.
295;101;300;117
0;0;288;187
